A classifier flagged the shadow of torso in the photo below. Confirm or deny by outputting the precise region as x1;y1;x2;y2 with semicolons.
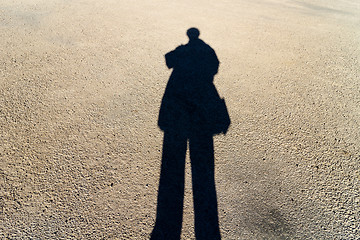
158;39;228;137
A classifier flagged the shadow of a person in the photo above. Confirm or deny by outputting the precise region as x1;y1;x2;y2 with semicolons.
151;28;230;240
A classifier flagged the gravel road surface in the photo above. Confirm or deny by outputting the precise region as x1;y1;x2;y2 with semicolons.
1;0;359;239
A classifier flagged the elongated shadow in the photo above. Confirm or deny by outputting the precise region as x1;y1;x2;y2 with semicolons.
151;28;230;240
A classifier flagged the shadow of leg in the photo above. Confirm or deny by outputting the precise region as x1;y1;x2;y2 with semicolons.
190;133;221;240
151;132;187;240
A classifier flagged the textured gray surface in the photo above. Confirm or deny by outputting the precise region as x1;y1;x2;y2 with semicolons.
1;0;359;239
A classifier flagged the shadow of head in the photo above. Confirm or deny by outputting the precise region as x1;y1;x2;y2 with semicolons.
187;27;200;41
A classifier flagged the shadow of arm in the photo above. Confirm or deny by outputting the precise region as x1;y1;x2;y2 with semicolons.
165;48;180;69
